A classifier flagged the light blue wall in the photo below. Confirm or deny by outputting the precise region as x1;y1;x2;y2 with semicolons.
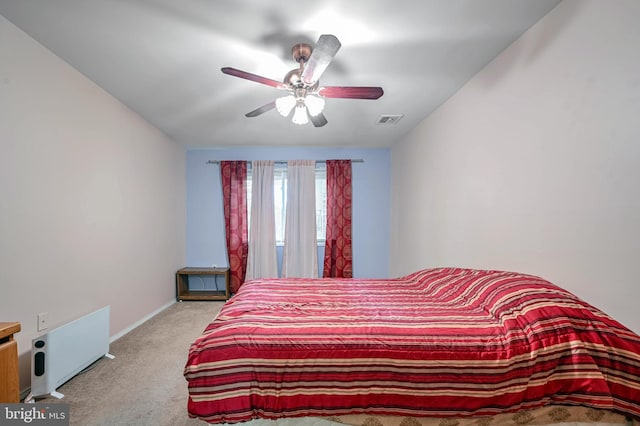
186;147;391;278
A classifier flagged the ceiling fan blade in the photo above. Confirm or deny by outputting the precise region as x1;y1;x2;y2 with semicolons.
245;101;276;117
222;67;286;90
301;34;341;85
309;112;328;127
318;86;384;100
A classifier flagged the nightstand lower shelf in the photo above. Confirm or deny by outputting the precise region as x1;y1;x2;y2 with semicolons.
176;267;230;301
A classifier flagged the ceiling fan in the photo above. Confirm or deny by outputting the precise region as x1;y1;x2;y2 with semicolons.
222;34;384;127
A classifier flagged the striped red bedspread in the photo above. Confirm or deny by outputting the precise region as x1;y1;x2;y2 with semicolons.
184;268;640;424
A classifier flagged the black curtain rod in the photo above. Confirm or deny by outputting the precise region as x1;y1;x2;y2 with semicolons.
206;159;364;165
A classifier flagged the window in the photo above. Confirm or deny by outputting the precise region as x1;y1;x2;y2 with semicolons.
247;163;326;245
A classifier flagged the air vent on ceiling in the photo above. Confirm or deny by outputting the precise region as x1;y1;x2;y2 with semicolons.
376;114;404;125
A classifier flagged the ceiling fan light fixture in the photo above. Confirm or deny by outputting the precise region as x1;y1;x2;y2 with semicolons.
275;95;296;117
305;95;325;117
291;103;309;125
222;34;383;128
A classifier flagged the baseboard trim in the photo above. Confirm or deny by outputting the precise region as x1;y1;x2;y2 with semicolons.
110;300;176;343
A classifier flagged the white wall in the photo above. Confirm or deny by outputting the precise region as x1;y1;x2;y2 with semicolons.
0;15;186;391
390;0;640;334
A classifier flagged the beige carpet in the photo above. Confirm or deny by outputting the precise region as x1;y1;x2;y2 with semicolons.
34;301;344;426
35;301;219;425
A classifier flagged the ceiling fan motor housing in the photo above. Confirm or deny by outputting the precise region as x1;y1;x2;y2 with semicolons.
284;68;319;92
284;69;302;86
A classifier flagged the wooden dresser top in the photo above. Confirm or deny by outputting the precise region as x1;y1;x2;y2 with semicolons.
0;322;21;340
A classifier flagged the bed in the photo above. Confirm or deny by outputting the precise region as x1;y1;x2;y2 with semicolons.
184;267;640;424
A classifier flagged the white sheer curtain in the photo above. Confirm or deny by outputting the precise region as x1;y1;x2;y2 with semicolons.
282;160;318;278
245;160;278;280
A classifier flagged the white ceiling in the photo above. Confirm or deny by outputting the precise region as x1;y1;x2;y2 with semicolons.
0;0;561;148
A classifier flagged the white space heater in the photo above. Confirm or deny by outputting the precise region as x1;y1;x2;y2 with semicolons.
28;306;113;400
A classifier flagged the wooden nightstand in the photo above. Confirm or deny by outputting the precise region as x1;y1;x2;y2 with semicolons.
176;267;231;301
0;322;21;403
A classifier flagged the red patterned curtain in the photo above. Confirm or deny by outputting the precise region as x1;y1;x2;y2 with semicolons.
323;160;353;278
220;161;248;293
